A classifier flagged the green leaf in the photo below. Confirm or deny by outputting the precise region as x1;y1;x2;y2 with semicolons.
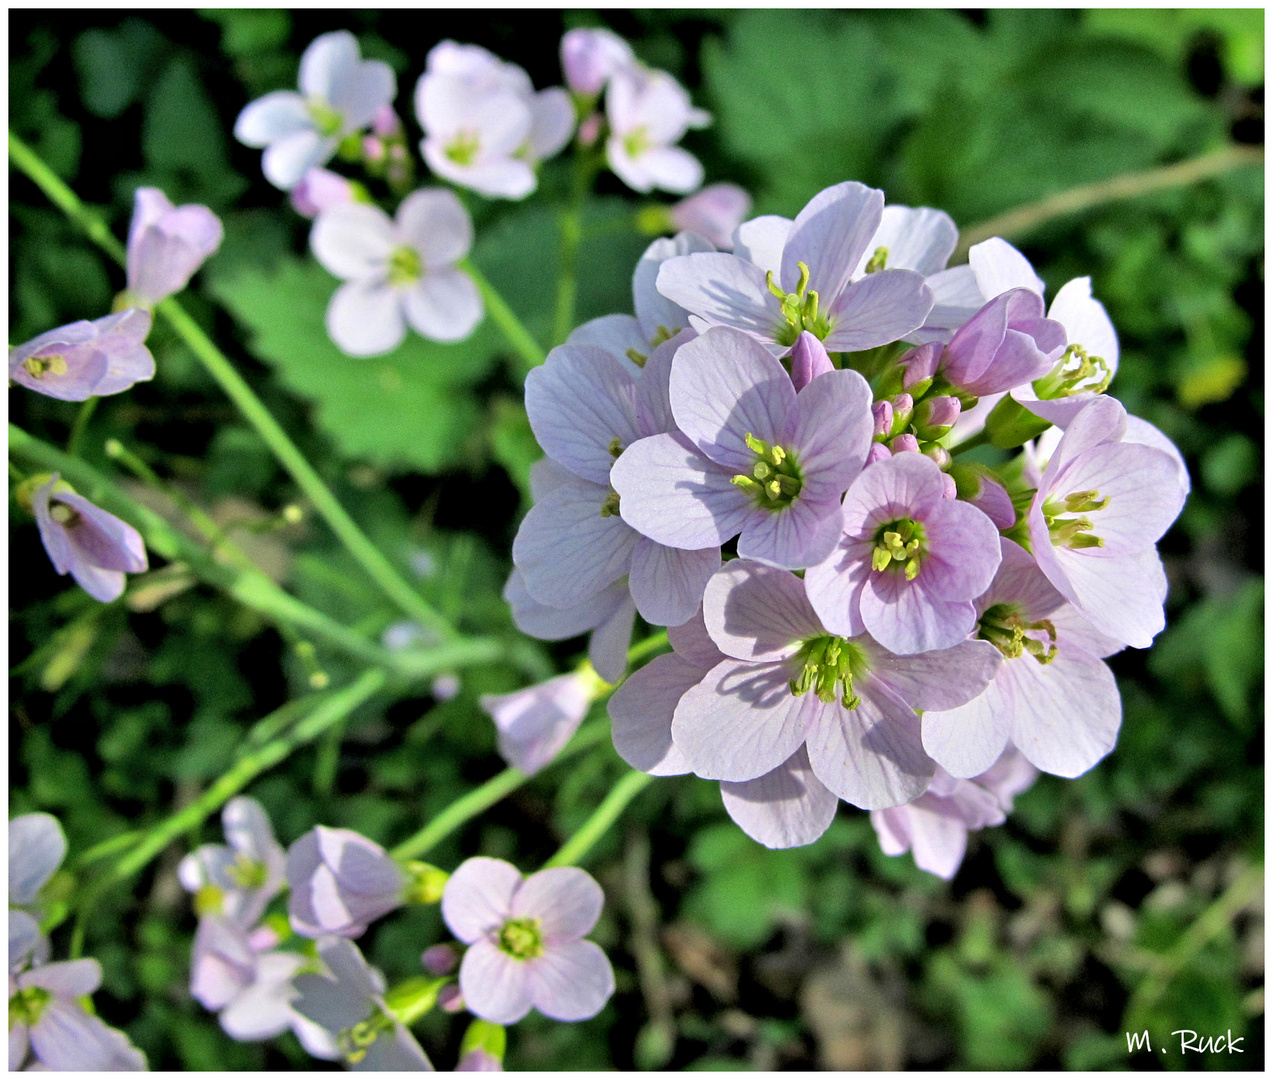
198;8;291;57
72;21;165;119
209;256;503;473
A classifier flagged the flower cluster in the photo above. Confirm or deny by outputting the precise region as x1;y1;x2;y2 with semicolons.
9;814;149;1070
506;178;1187;876
174;802;614;1071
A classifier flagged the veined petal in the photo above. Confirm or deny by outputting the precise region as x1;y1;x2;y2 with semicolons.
703;560;824;662
921;497;1003;601
1049;548;1167;649
655;253;785;344
792;366;873;492
781;181;883;301
968;237;1044;298
567;314;646;374
804;529;871;640
720;746;838;849
628;536;719;627
1047;276;1118;373
866;637;1001;712
735;492;843;571
857;205;957;277
861;572;978;656
588;592;636;683
635;330;695;438
732;215;792;275
634;233;715;345
921;679;1012;780
608;653;697;776
823;270;934;352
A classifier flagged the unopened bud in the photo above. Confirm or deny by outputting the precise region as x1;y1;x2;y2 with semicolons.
790;330;834;391
889;433;920;455
889;392;914;433
363;136;386;164
940;472;958;499
421;944;458;976
439;984;465;1013
866;442;892;466
403;861;450;905
372;104;403;138
901;342;942;394
914;395;961;439
872;400;893;439
925;445;952;470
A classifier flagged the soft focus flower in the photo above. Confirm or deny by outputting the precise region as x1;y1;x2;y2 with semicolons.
286;827;407;938
9;814;66;973
479;671;595;775
870;748;1038;879
1027;396;1186;648
421;944;458;977
32;475;148;603
612;326;874;570
125;187;222;305
515;333;720;626
504;570;635;684
657;182;934;355
235;30;396;190
442;857;614;1024
805;452;1002;654
921;538;1124;779
290;167;356;219
178;797;286;929
560;27;635;97
416;41;573;199
669;184;752;250
605;65;709;194
457;1048;503;1071
310;187;482;355
8;958;148;1070
671;560;999;810
9;309;155;402
292;937;434;1070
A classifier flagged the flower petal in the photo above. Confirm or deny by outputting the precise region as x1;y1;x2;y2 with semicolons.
442;858;522;944
525;940;615;1022
326;279;405;357
702;559;824;662
733;215;792;275
655;253;784;344
234;91;309;147
823;270;934;352
397;188;473;267
263;129;335;191
607;653;697;776
513;867;603;943
858;205;957;277
459;940;534;1025
401;269;484;343
634;234;715;344
781;181;883;301
719;746;838;849
9;813;67;905
628;535;719;627
860;571;978;655
588;591;636;683
311;204;395;280
968;237;1044;298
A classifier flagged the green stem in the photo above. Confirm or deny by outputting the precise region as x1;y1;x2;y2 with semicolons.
460;259;546;376
552;152;600;347
11;424;504;679
389;720;611;861
9;130;454;643
70;671;387;956
626;630;669;665
543;770;654;869
949;428;991;456
65;397;98;457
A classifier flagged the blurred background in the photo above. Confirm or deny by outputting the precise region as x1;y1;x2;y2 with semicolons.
8;9;1264;1071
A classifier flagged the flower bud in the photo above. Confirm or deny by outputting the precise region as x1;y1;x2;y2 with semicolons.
421;944;458;976
914;395;961;440
362;135;387;164
290;168;354;220
439;984;466;1013
126;187;223;306
940;472;958;499
872;400;893;439
561;28;635;96
577;112;603;147
866;442;892;466
889;392;914;433
790;331;834;392
889;433;920;455
286;826;407;938
900;342;942;395
924;445;952;470
372;104;403;138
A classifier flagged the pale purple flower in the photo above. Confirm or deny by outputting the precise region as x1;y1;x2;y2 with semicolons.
657;182;934;355
479;671;594;775
504;570;635;684
669;184;752;250
125;187;222;306
177;797;286;929
189;915;336;1057
457;1048;503;1071
32;475;148;603
9;814;65;973
805;452;1002;654
605;65;708;194
292;937;434;1070
612;327;874;570
9;309;154;402
939;288;1067;398
8;959;147;1070
234;30;396;190
1027;396;1186;648
442;858;614;1024
421;945;458;977
515;333;720;627
286;827;407;938
310;187;482;355
416;41;573;199
290;168;355;219
789;330;834;392
870;748;1038;880
560;28;635;97
567;232;714;363
670;560;999;810
921;538;1124;779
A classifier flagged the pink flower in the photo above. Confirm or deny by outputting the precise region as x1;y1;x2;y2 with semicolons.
290;168;355;219
310;187;482;355
286;827;406;938
442;858;614;1024
669;184;752;250
178;796;286;929
479;672;594;775
560;28;635;97
126;187;222;305
31;475;148;603
9;309;154;402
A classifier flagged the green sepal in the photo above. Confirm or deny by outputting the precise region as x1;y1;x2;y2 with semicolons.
460;1019;507;1063
982;394;1053;450
402;861;450;904
383;975;448;1027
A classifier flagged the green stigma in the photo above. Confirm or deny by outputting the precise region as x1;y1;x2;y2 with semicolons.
387;245;423;287
1042;490;1108;550
978;603;1057;664
767;260;832;346
307;99;345;138
337;1008;396;1065
444;132;480;167
871;518;926;581
1033;343;1113;400
789;635;867;709
730;433;803;509
864;246;889;274
9;986;52;1029
224;854;270;890
22;354;68;379
498;917;545;960
624;347;648;368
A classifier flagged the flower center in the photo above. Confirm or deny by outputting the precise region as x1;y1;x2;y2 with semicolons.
622;127;651;159
307;99;345;138
599;489;621;518
864;246;889;274
1041;489;1108;550
871;518;926;580
730;433;803;509
767;261;832;347
194;883;225;917
978;603;1057;663
9;986;51;1028
1033;344;1112;401
789;634;867;709
22;353;68;379
497;917;544;960
387;245;423;287
444;132;481;167
337;1007;396;1065
48;503;79;526
224;853;269;890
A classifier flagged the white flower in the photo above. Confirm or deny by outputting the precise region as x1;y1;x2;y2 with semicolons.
415;41;574;200
235;31;396;190
605;66;709;195
310;188;483;355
